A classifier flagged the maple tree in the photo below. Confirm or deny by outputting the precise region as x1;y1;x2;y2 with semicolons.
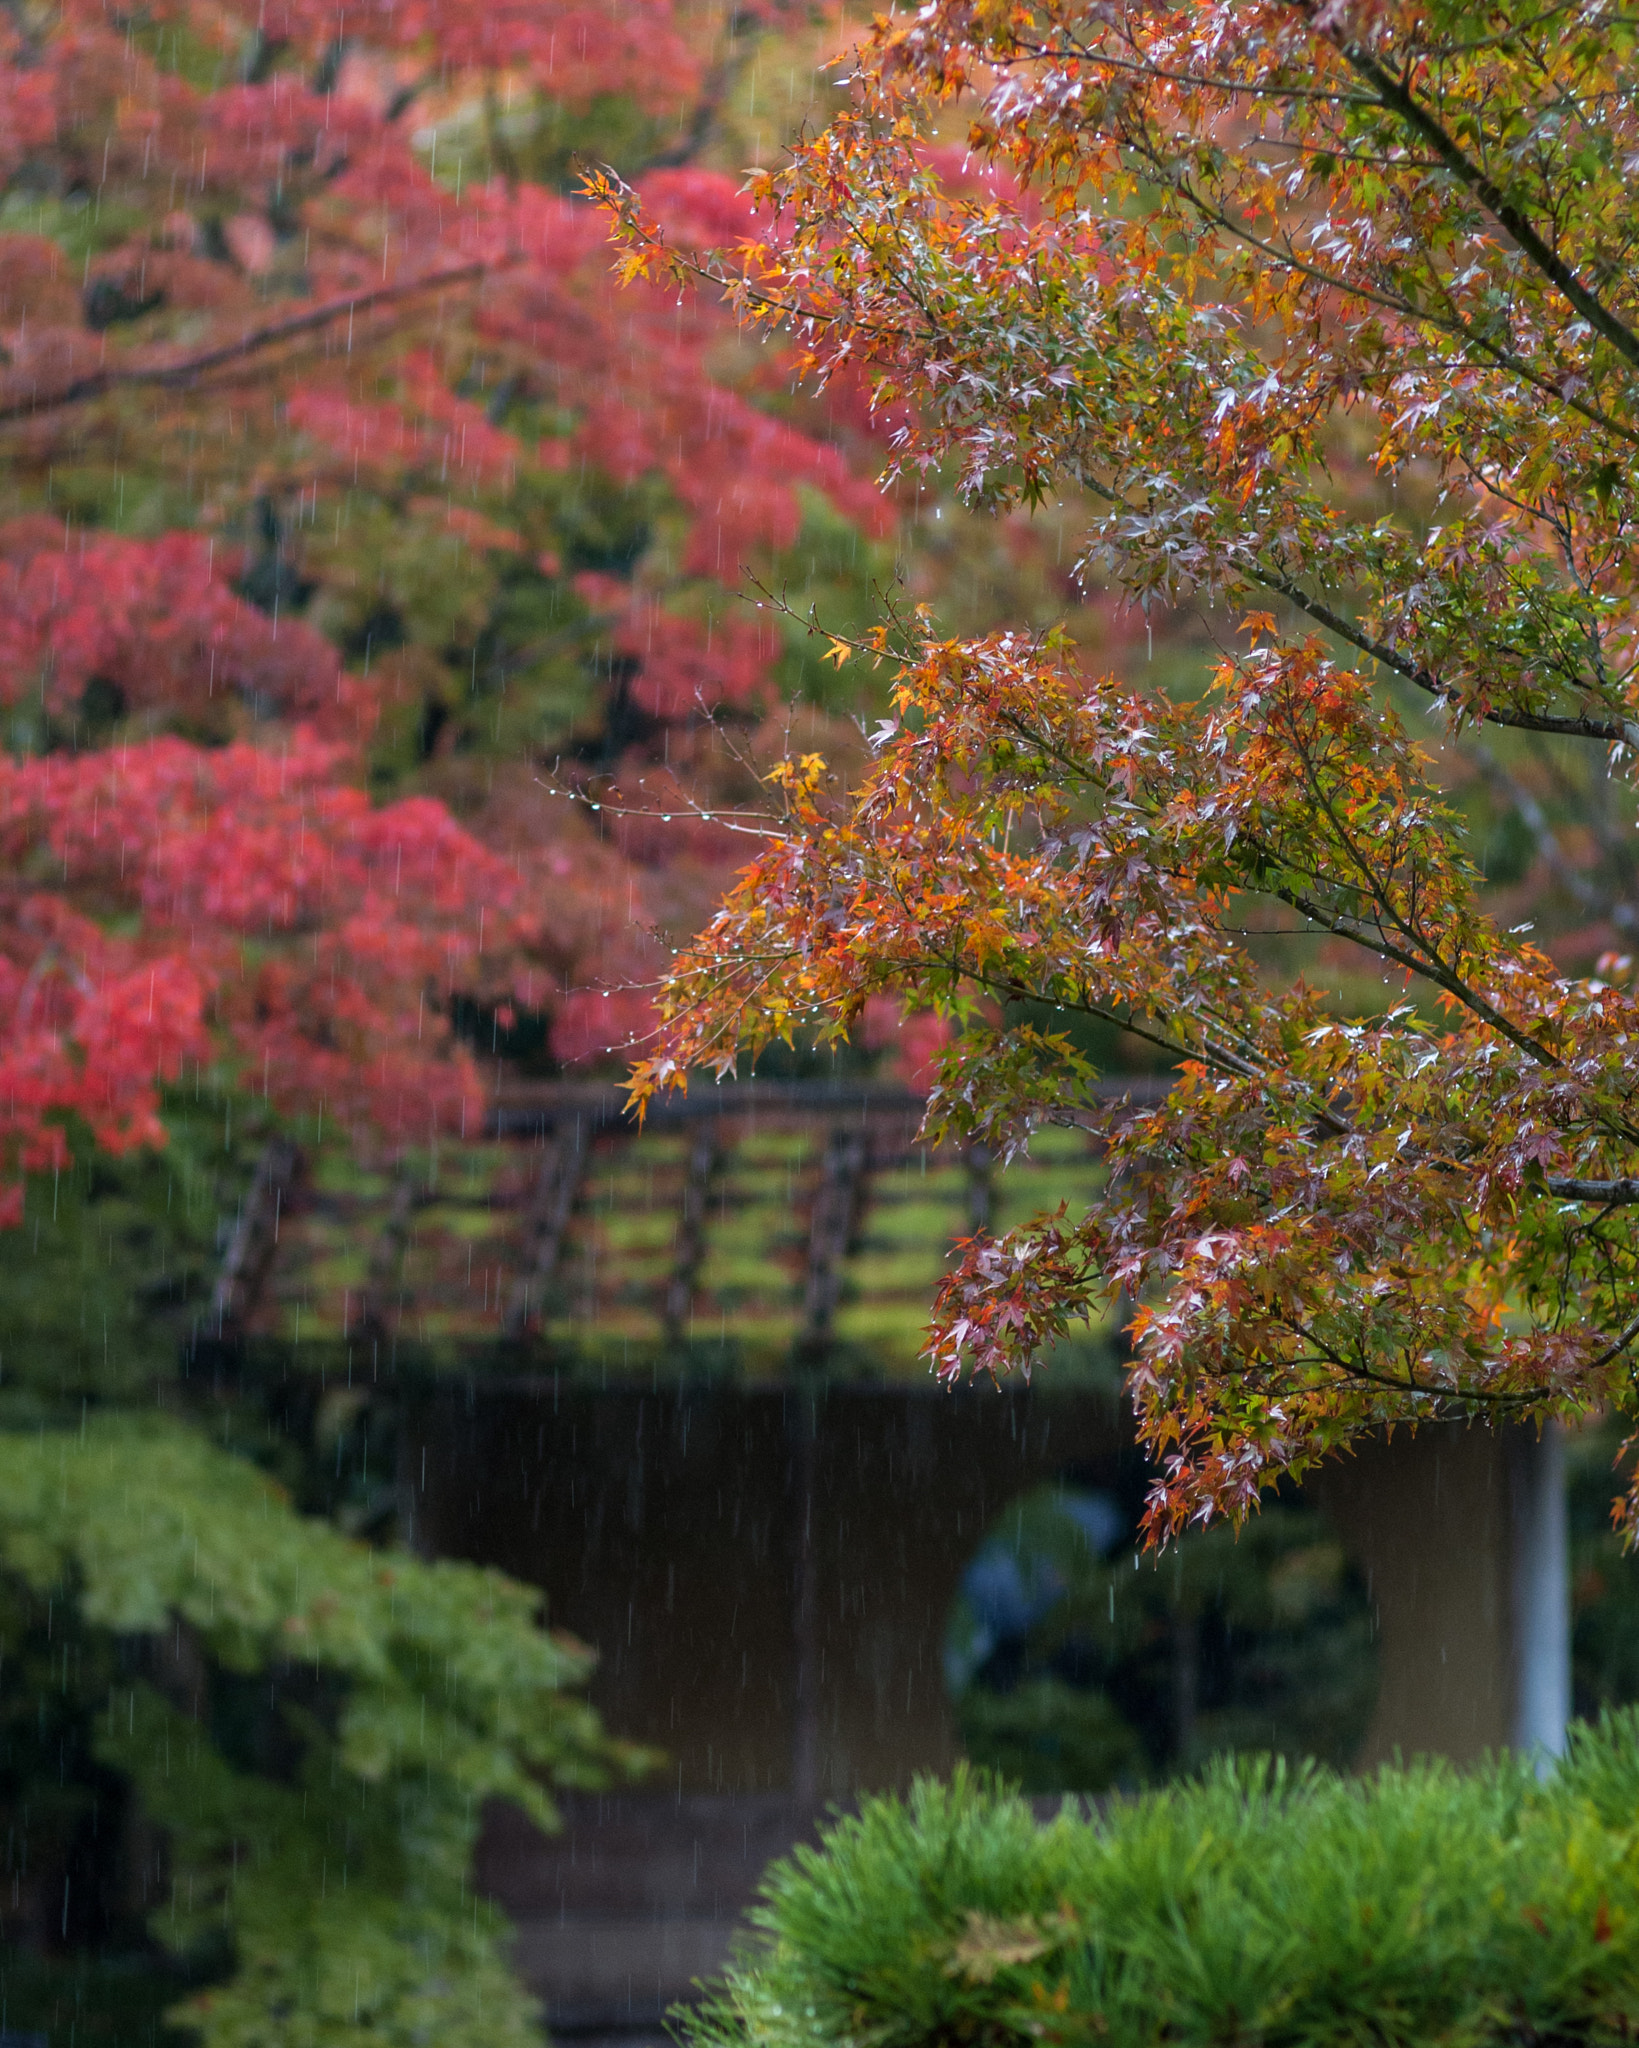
618;0;1639;1535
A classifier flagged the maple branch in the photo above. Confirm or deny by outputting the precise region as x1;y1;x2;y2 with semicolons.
1074;471;1634;744
1398;4;1597;58
983;702;1622;1134
987;974;1225;1076
1272;1315;1548;1408
1266;869;1562;1068
1020;33;1378;104
1038;2;1593;99
963;958;1356;1141
0;259;504;426
988;681;1593;1086
1246;559;1638;746
1155;166;1639;454
1586;1305;1639;1373
1335;38;1639;379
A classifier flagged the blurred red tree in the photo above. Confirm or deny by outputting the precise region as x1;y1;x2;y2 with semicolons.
0;0;908;1210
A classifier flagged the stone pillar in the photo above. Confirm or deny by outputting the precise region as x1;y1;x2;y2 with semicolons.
1510;1420;1570;1766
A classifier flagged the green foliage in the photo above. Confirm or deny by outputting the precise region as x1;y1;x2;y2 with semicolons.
997;1000;1171;1080
422;91;666;195
0;1413;655;2047
948;1492;1378;1794
292;467;670;779
104;1684;545;2048
0;189;146;263
476;555;605;757
689;1739;1639;2048
44;452;204;538
303;500;503;662
551;468;672;580
768;489;899;710
955;1677;1145;1795
0;1088;660;2041
1570;1419;1639;1718
0;1094;266;1411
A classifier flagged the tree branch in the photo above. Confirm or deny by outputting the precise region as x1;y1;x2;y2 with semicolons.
1335;37;1639;378
0;258;504;427
1146;154;1639;454
1268;873;1563;1068
1246;559;1638;746
1074;471;1636;745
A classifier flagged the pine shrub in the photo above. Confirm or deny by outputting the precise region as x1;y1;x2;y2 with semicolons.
687;1726;1639;2048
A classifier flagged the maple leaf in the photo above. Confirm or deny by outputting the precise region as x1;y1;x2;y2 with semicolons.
946;1911;1053;1983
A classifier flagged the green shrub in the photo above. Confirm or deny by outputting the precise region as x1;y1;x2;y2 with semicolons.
0;1414;655;2048
688;1733;1639;2048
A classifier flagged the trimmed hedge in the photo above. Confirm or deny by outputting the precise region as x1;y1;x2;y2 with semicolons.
686;1718;1639;2048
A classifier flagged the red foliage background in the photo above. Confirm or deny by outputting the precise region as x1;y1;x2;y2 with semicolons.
0;0;915;1207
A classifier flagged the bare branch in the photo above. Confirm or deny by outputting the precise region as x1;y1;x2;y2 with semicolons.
0;259;503;427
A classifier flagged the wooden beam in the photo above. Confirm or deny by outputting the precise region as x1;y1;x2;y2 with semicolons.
489;1071;1176;1138
354;1164;421;1343
211;1136;300;1336
661;1124;723;1344
502;1118;588;1340
798;1124;868;1359
964;1142;995;1237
